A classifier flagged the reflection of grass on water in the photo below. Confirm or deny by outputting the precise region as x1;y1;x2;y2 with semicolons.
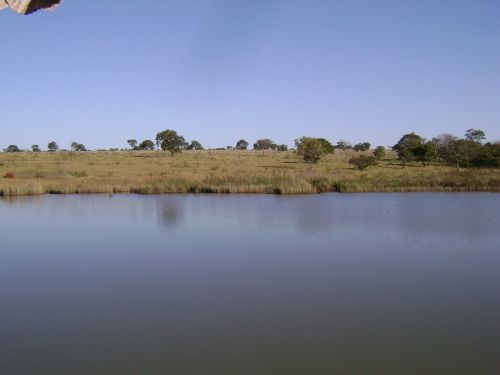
0;150;499;196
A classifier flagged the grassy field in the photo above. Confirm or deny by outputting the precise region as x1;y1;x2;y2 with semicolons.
0;150;499;196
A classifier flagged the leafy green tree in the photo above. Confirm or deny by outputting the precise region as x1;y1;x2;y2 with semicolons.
139;140;155;151
373;146;385;160
71;142;86;152
465;129;486;144
471;142;500;168
317;138;335;154
253;139;276;150
433;134;458;163
5;145;21;152
336;140;352;151
353;142;371;152
127;139;138;149
236;139;249;150
296;137;325;163
156;129;186;156
349;155;378;170
277;144;288;151
32;145;41;152
187;140;203;150
445;139;472;170
48;141;58;152
412;141;437;166
392;132;424;167
435;139;481;170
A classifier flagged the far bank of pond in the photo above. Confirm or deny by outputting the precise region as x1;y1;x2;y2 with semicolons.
1;150;499;196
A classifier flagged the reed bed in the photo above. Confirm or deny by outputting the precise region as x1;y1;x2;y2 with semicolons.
0;150;499;196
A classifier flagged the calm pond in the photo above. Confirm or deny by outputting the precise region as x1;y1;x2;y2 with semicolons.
0;193;499;375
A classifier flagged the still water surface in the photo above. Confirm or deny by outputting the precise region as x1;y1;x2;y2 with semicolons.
0;193;499;374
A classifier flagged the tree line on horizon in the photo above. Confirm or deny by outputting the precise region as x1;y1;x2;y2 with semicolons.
2;128;499;169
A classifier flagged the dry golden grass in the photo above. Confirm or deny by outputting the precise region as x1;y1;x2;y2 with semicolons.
0;150;499;196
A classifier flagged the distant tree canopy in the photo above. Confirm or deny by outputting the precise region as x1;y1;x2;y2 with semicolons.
392;132;436;167
433;130;499;169
71;142;86;152
127;139;138;149
186;140;203;150
296;137;325;164
2;127;497;170
156;129;186;156
391;129;498;169
236;139;249;150
5;145;21;152
353;142;371;152
138;140;155;151
336;140;352;151
317;138;335;154
465;129;486;144
48;141;58;152
253;139;277;150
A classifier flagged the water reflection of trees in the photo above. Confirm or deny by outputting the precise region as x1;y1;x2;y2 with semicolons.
156;198;183;229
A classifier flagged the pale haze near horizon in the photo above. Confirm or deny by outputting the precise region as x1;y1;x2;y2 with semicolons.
1;0;498;150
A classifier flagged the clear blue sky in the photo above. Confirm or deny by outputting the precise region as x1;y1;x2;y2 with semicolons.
1;0;499;150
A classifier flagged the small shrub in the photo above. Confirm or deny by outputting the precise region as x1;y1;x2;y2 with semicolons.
349;155;378;170
373;146;386;160
296;137;325;164
4;172;16;179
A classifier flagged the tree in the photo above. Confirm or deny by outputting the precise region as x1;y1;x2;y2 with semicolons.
127;139;138;149
71;142;86;152
392;132;424;168
186;140;203;150
277;144;288;151
139;140;155;151
336;140;352;151
349;155;378;170
253;139;276;150
471;142;500;168
317;138;335;154
32;145;41;152
465;129;486;144
433;134;458;163
412;141;437;166
445;139;478;170
353;142;371;152
5;145;21;152
156;129;186;156
236;139;249;150
296;137;325;163
373;146;385;160
48;141;58;152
